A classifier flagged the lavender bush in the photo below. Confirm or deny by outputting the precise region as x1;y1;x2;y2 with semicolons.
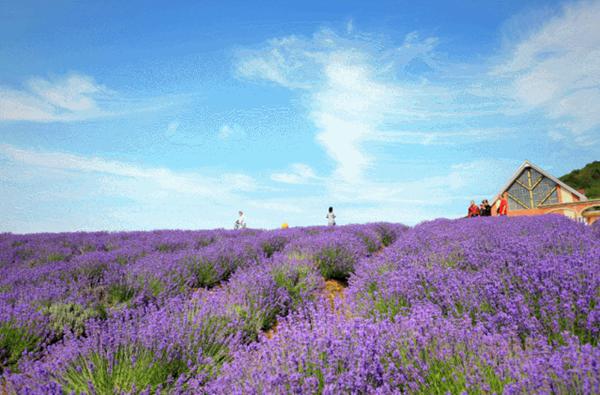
349;216;600;346
1;216;598;393
211;300;599;394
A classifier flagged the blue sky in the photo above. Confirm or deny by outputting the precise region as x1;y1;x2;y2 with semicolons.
1;0;599;232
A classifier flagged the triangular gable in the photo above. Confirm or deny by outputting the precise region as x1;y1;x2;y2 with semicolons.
492;161;588;210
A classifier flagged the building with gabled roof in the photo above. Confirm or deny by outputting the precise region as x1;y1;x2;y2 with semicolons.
491;161;600;224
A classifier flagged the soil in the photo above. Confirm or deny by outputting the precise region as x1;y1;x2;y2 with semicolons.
323;279;346;308
264;278;348;340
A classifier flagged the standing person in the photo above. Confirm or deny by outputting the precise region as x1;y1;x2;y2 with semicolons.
234;210;246;229
467;201;480;217
326;206;336;226
497;192;509;216
481;199;492;216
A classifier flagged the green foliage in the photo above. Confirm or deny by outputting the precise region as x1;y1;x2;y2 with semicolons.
314;247;355;281
415;351;511;394
76;263;108;288
357;233;381;254
46;253;67;263
183;314;234;379
371;287;411;319
374;224;398;247
14;248;34;261
115;255;129;265
107;283;137;306
186;306;234;347
559;161;600;199
286;250;311;261
100;243;118;252
231;301;279;343
359;281;411;320
195;236;216;249
261;236;288;258
44;303;105;338
155;242;187;253
80;244;97;253
297;350;327;394
271;264;313;307
185;257;222;289
143;277;165;298
0;322;41;374
59;344;187;394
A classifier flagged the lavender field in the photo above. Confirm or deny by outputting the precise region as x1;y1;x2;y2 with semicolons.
1;216;599;394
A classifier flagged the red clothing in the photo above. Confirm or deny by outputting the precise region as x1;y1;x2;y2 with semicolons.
497;197;508;216
468;204;480;217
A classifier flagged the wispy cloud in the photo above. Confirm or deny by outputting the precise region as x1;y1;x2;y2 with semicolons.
218;123;246;140
0;143;264;232
235;28;511;184
0;143;255;198
0;74;113;122
371;128;511;145
494;0;600;145
237;29;448;182
0;142;516;231
271;163;319;184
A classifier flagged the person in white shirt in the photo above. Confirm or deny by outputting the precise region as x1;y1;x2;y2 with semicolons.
234;210;246;229
326;206;336;226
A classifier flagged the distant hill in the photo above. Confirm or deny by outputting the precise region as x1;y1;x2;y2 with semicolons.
559;161;600;199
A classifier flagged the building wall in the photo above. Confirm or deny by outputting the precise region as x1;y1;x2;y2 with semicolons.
500;201;600;225
559;186;578;203
490;163;593;223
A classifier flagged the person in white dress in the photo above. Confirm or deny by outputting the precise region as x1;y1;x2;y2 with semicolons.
326;206;336;226
234;211;246;230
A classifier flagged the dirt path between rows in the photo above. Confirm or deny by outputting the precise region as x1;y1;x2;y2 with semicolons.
265;278;348;340
264;245;390;340
323;279;347;308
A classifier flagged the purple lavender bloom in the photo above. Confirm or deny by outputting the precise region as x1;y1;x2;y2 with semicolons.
2;217;598;393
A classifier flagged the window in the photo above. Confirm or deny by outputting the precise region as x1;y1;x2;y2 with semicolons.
508;182;530;209
533;177;558;206
505;168;559;210
529;168;543;185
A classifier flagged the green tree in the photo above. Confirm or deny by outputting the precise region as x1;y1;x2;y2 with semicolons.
560;161;600;199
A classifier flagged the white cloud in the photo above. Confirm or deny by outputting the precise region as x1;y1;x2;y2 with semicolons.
234;26;530;224
494;0;600;145
252;159;512;226
0;143;515;231
218;123;246;140
0;143;254;198
236;29;447;183
372;128;510;145
0;73;111;122
346;19;354;34
166;121;179;136
0;143;265;232
271;163;319;184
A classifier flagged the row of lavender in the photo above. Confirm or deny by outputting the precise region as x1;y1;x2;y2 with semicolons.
213;216;600;394
1;223;402;393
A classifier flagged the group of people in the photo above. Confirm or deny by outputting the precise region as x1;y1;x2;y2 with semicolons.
467;192;509;218
234;206;337;229
237;195;510;229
